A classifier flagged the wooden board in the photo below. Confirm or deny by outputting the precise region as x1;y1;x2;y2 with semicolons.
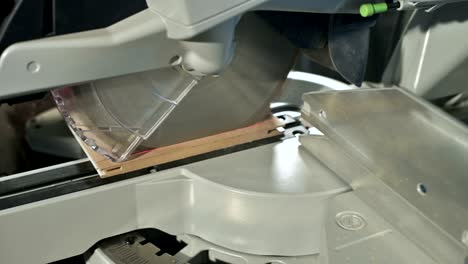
78;117;285;178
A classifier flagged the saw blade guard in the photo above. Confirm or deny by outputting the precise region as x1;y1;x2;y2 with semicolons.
51;66;198;162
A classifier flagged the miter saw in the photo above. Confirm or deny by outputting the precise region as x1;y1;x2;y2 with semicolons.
1;0;468;263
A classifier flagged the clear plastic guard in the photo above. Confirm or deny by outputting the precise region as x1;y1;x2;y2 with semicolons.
52;67;198;162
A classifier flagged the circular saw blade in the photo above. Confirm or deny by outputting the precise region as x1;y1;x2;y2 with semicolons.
143;14;297;148
52;14;297;161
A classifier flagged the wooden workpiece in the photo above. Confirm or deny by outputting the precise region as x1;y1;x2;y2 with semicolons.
79;117;285;178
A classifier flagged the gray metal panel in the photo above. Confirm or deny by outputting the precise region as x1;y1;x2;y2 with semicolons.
147;0;365;39
382;3;468;98
0;135;453;263
300;88;468;263
0;138;346;263
326;192;438;264
0;0;369;99
300;135;464;263
183;138;348;194
0;10;183;99
0;182;139;263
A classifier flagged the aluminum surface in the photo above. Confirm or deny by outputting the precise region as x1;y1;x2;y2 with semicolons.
0;138;346;263
0;136;448;263
301;88;468;263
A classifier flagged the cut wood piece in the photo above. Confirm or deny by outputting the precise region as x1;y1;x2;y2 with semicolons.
78;117;285;178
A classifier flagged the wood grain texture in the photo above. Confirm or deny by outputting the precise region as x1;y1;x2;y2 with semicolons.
78;116;284;178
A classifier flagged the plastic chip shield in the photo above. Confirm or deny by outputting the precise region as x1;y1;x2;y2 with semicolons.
52;67;198;162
